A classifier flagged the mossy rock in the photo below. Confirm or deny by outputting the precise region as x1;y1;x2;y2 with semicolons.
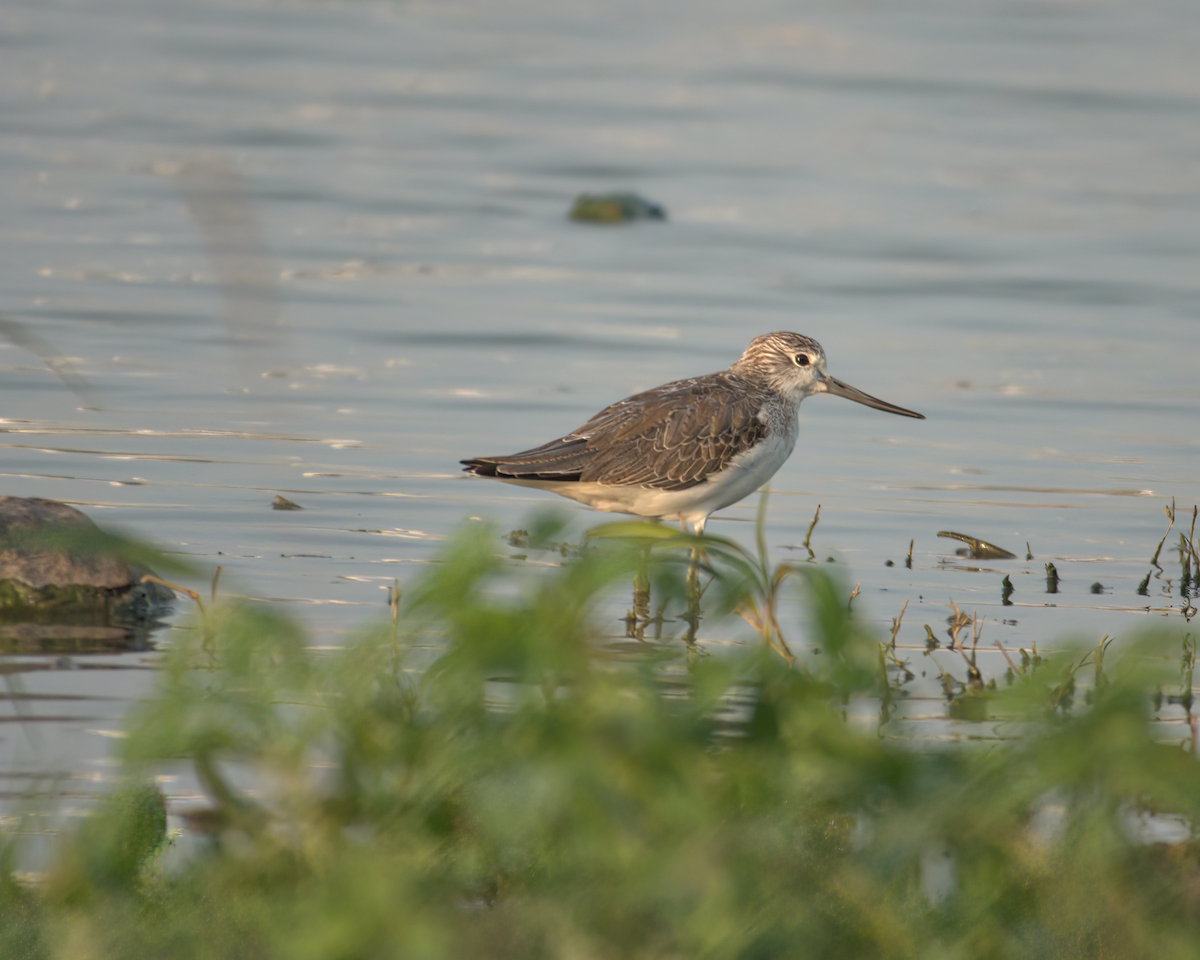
569;192;667;223
0;496;174;651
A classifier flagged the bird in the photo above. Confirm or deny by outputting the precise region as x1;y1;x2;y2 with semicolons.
461;332;924;534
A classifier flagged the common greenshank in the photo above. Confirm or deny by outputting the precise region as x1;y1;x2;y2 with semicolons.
462;332;924;532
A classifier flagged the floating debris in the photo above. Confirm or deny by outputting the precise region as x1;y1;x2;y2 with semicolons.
1045;562;1059;594
937;530;1017;560
923;624;939;652
569;192;667;223
504;528;579;558
272;495;303;510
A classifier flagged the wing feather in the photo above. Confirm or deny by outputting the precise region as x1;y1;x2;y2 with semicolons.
461;372;774;490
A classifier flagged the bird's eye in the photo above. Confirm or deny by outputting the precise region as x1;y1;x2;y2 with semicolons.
793;354;811;367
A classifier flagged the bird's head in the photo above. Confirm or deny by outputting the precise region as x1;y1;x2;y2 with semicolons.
731;332;925;418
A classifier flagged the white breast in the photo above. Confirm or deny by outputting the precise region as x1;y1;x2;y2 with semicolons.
694;426;798;513
493;407;801;533
611;416;799;530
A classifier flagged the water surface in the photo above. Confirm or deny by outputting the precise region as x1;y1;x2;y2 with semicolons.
2;0;1199;822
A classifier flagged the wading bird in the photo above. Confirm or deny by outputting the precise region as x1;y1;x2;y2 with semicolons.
462;332;924;532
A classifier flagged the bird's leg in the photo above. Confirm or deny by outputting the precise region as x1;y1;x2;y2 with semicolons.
681;547;702;646
629;543;651;641
686;544;702;607
682;515;705;645
625;518;664;641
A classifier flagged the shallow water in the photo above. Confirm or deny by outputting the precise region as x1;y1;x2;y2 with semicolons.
2;0;1199;823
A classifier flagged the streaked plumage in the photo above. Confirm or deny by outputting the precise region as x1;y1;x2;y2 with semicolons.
462;332;924;533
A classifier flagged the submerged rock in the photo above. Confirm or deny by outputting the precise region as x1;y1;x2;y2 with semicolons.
0;496;174;652
569;192;667;223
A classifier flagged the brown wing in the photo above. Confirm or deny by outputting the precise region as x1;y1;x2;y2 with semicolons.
462;373;772;491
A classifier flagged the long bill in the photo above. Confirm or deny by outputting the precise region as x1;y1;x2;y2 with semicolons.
821;376;925;419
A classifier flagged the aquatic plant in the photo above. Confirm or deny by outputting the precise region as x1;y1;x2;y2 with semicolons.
3;514;1200;959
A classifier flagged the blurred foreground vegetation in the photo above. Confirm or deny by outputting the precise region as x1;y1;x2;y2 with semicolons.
4;515;1200;960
